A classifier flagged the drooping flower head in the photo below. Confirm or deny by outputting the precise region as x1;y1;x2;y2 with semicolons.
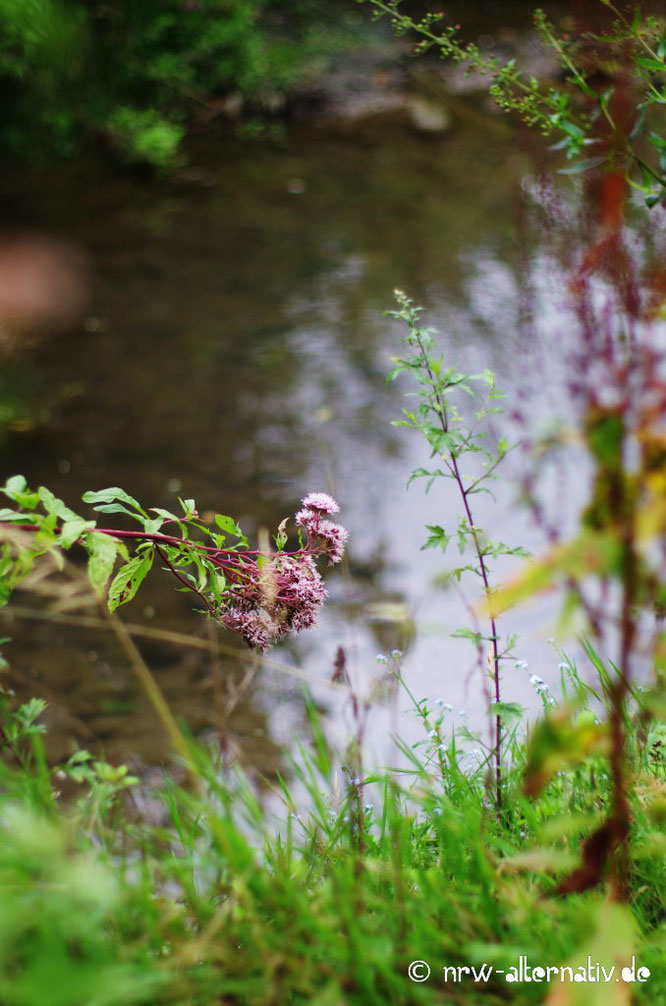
220;554;328;650
217;491;347;649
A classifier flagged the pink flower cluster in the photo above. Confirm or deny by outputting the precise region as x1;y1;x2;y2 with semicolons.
295;492;349;565
219;492;347;650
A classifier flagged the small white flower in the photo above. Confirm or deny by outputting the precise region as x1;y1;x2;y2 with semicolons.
428;729;437;738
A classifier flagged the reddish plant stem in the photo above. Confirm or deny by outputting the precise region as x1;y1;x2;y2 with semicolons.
12;521;325;614
12;522;320;577
155;544;215;617
12;523;317;561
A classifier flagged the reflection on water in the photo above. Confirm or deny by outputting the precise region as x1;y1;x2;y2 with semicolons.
0;105;564;773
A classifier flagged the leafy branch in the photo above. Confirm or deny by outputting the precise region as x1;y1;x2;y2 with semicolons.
0;479;348;651
357;0;666;201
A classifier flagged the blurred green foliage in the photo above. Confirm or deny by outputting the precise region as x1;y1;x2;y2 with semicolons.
0;0;355;166
1;665;666;1005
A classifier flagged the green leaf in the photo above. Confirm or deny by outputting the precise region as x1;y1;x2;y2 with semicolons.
59;517;94;549
86;532;118;599
142;517;164;534
38;486;80;523
107;551;153;612
87;502;145;523
558;155;607;175
490;701;525;723
549;902;635;1006
451;627;483;644
2;475;39;510
422;524;450;552
0;509;35;523
635;56;665;72
215;513;243;537
82;487;146;515
209;571;227;604
4;475;26;496
150;507;180;522
179;497;196;519
524;704;610;796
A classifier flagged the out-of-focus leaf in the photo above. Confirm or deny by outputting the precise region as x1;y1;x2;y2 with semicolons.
558;155;607;175
546;901;636;1006
486;531;622;618
59;517;94;549
499;847;578;874
524;704;610;796
86;532;118;599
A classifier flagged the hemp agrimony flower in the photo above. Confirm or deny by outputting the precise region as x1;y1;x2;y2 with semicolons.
0;480;348;653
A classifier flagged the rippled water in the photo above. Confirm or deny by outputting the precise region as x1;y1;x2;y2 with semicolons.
0;101;577;775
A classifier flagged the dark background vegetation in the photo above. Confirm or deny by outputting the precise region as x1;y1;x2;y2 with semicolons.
0;0;569;169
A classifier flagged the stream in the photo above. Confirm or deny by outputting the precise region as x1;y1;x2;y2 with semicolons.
0;49;589;783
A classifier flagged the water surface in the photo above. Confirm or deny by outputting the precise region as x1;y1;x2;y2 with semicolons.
0;102;569;775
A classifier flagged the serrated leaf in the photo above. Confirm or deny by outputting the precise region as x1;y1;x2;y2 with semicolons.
82;487;146;515
422;524;450;552
210;571;227;604
490;701;525;723
215;513;243;536
88;502;145;522
59;518;94;549
86;532;118;599
38;486;79;523
142;517;164;534
149;507;179;522
107;551;153;612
